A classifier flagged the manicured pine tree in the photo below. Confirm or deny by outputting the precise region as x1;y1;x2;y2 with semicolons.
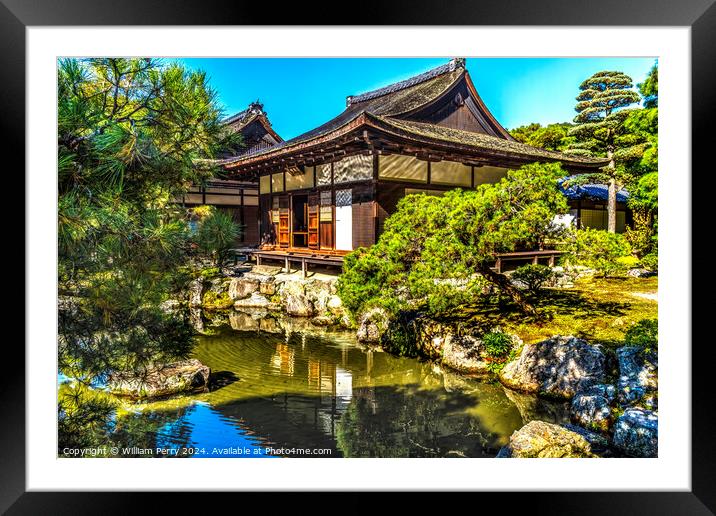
567;71;641;233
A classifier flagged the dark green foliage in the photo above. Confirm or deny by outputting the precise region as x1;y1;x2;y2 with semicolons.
512;264;554;295
482;330;516;373
194;207;241;266
638;63;658;109
510;122;574;151
624;319;658;351
566;228;636;277
57;383;117;451
623;65;658;259
482;330;513;359
640;252;658;271
338;162;569;320
57;58;231;448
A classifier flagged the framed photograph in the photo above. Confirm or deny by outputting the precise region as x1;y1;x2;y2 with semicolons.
7;0;714;512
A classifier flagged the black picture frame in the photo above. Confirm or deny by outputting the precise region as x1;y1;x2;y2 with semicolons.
4;0;713;513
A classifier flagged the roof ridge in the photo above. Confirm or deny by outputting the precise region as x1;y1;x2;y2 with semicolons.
346;58;465;107
223;100;266;125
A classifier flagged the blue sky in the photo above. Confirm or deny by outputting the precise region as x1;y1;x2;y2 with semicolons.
177;57;656;141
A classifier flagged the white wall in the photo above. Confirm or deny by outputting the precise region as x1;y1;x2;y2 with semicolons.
335;188;353;250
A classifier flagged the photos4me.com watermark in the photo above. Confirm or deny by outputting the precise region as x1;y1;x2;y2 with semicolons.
60;446;333;457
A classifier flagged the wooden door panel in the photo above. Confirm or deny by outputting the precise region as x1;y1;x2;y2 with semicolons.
308;193;319;249
278;195;289;248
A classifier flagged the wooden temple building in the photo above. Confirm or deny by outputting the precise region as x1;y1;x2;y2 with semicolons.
216;59;612;272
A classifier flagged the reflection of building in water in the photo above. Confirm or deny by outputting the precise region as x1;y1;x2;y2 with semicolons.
335;367;352;400
270;343;295;376
316;366;353;437
307;357;321;388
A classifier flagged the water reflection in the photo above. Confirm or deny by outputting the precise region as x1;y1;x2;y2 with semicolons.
108;313;570;458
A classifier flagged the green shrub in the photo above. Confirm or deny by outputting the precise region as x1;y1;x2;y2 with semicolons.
482;330;516;373
641;252;658;271
512;264;554;295
567;228;634;277
337;163;570;318
624;319;658;351
199;266;220;279
194;208;241;266
483;330;513;358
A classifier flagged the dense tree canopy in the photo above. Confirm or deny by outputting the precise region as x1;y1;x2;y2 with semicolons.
510;122;574;152
57;58;233;446
623;63;658;259
338;162;569;319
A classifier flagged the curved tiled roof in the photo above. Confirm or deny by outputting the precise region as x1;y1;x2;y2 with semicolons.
559;178;629;202
220;61;466;166
374;117;609;167
347;59;463;105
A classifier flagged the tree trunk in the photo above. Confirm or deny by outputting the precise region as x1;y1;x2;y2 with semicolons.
479;264;537;316
607;151;617;233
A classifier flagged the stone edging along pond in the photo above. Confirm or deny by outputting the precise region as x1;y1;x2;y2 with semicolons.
166;264;658;458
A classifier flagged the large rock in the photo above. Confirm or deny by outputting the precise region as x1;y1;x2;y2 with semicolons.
356;307;390;344
613;408;658;457
441;335;490;374
617;347;658;409
208;276;231;294
107;359;210;399
304;280;334;313
496;420;599;458
570;384;616;432
228;277;260;300
188;278;204;307
499;336;605;399
279;281;315;317
285;293;315;317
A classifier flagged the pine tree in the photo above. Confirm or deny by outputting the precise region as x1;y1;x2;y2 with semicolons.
57;58;234;447
567;71;641;232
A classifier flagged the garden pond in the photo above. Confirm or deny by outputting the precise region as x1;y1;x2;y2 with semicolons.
104;311;571;458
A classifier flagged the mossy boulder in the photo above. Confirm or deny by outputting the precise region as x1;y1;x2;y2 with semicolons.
499;336;605;399
440;335;490;374
356;307;391;344
201;290;233;310
107;359;210;399
496;420;599;458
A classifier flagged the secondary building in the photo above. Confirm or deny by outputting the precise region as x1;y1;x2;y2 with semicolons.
179;101;283;246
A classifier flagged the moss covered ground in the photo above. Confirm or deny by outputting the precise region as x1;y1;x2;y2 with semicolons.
459;276;658;349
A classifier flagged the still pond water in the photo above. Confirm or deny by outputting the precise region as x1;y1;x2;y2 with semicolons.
109;312;570;458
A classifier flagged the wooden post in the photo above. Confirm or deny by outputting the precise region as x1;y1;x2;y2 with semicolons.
548;255;555;267
285;256;290;273
532;255;539;265
302;258;307;278
495;257;502;274
256;255;261;266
